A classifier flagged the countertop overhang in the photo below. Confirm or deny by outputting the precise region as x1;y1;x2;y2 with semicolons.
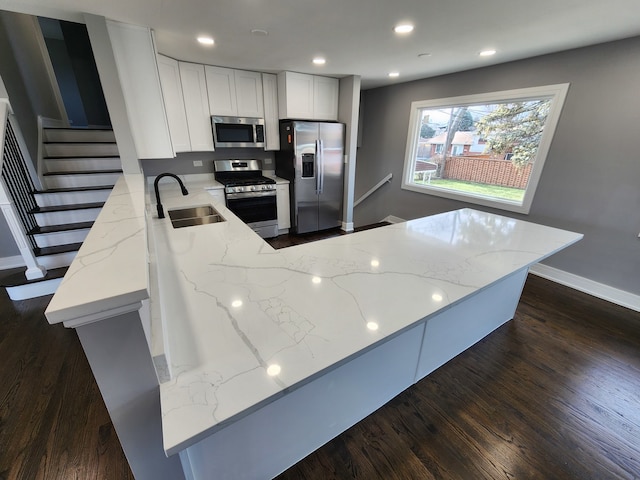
147;177;583;455
45;174;149;327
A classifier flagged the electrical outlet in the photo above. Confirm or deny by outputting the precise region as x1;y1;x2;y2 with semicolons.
264;158;272;165
193;160;203;167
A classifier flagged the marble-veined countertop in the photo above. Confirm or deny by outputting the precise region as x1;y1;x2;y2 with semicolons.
147;177;583;455
45;174;148;326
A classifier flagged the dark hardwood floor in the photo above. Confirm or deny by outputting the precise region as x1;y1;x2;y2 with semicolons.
1;228;639;479
0;284;134;480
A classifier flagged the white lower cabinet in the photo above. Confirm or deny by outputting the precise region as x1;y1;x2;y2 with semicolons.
276;183;291;231
206;187;225;204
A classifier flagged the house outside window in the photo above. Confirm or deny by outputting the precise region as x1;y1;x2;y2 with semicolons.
402;84;570;214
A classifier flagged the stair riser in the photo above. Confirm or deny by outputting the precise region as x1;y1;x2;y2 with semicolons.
34;208;101;226
44;143;119;157
44;173;121;189
33;229;89;248
44;129;115;143
44;157;121;172
6;277;62;300
34;189;112;207
37;251;77;270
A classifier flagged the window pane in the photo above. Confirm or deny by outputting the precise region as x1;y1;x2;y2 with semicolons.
402;84;569;214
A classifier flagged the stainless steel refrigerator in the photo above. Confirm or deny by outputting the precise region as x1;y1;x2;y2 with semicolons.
275;120;345;234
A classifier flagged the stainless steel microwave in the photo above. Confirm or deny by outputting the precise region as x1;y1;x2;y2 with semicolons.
211;116;265;148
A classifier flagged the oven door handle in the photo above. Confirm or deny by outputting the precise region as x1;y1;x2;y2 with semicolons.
226;190;276;199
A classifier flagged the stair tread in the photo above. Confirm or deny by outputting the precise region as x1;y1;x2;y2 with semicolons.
45;156;119;160
29;202;105;214
33;185;115;194
43;169;122;176
44;127;113;131
44;155;120;159
0;267;68;287
28;221;94;235
34;243;83;257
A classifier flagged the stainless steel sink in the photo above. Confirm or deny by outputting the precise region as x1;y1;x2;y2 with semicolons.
167;205;225;229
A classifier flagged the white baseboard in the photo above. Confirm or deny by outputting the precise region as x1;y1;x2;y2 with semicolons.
529;263;640;313
381;215;405;224
6;277;61;300
341;221;354;232
0;255;26;270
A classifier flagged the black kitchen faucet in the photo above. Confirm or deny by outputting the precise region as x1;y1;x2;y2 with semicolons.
153;173;188;218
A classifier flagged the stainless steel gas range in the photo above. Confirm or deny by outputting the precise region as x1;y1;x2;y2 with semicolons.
213;159;278;239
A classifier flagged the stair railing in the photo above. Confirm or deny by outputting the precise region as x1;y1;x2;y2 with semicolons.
0;100;47;280
354;172;393;207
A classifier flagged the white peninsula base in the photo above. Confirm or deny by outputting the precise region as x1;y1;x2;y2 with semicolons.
178;268;529;480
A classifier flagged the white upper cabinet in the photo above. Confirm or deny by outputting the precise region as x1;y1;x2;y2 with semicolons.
277;71;339;121
262;73;280;151
313;75;340;121
179;62;215;151
205;66;264;118
234;70;264;118
157;55;190;153
107;21;174;159
204;66;237;116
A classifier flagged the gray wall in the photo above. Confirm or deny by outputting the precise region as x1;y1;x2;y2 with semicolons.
141;149;276;177
0;11;63;262
356;36;640;296
0;11;62;160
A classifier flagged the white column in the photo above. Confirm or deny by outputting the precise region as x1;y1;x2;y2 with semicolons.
338;75;361;232
0;200;46;279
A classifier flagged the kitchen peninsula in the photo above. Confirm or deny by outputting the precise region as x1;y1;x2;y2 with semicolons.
46;174;582;480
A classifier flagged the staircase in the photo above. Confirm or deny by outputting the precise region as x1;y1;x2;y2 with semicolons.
2;126;121;300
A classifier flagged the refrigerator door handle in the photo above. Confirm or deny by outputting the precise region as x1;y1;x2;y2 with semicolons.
315;140;321;194
318;139;324;194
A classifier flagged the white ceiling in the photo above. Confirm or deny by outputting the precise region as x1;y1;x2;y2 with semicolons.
3;0;640;89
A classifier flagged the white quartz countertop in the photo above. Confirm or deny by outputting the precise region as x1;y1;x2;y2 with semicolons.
46;174;148;326
147;177;583;456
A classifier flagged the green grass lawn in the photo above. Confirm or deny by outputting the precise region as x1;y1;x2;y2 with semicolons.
417;177;525;202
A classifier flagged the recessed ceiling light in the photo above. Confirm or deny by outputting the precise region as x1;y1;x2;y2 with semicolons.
197;36;214;46
479;49;496;56
312;57;326;65
388;72;400;78
250;29;268;36
394;24;414;34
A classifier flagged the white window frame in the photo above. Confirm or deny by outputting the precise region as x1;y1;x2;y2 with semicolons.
401;83;570;214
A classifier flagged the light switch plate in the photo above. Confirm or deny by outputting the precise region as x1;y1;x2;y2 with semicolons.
193;160;203;167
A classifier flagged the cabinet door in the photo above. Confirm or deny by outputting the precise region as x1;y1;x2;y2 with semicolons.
262;73;280;151
276;183;291;230
179;62;214;151
234;70;264;118
206;188;226;204
278;71;314;120
157;55;191;153
313;76;339;121
205;66;237;116
107;21;174;159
